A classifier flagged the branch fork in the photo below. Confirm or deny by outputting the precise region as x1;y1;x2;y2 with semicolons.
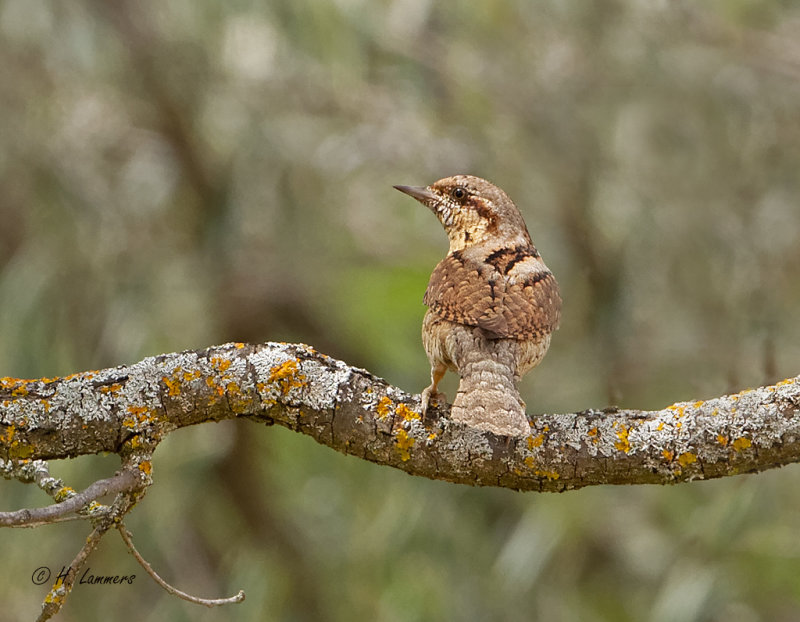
2;341;799;618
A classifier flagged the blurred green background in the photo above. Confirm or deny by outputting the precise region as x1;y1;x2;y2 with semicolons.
2;1;800;620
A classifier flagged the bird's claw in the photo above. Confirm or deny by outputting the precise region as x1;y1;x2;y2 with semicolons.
420;386;447;419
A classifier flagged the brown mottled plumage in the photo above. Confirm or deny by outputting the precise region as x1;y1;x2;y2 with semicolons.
395;175;561;436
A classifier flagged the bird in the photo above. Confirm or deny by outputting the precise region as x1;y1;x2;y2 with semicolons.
394;175;561;436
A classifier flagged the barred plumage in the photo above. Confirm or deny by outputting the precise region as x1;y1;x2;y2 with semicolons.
395;175;561;436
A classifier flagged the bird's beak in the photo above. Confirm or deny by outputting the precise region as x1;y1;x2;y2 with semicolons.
393;185;438;205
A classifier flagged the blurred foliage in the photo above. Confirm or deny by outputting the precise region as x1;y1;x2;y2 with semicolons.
1;1;800;620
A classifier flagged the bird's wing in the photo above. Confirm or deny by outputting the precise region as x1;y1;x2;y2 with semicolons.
424;248;561;340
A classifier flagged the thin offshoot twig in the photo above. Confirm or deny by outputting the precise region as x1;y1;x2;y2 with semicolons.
118;524;245;608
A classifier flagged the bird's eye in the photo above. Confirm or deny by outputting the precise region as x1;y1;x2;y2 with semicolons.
451;187;467;201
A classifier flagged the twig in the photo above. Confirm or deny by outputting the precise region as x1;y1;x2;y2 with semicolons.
118;524;246;607
36;522;111;622
11;513;86;529
0;469;140;527
1;459;57;490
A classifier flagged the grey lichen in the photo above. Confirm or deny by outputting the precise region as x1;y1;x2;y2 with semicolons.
1;343;799;491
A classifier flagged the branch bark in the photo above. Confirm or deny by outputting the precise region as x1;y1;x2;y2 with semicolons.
0;469;139;527
1;341;799;492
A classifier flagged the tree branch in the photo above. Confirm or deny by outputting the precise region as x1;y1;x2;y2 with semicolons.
35;489;140;621
37;522;111;622
118;524;245;607
1;342;799;492
0;469;140;527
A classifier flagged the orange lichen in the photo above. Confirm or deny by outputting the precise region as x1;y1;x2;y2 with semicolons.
268;359;307;395
125;436;143;450
534;468;560;480
0;377;21;390
211;357;232;373
1;425;15;444
395;403;419;421
54;487;76;503
716;435;728;447
206;376;225;396
11;385;28;397
662;449;674;461
587;427;598;437
85;501;102;513
162;376;182;397
234;343;245;349
527;434;545;449
693;401;704;408
138;460;152;475
44;586;64;605
376;396;393;419
614;425;631;453
124;405;156;429
657;422;665;431
732;437;752;451
9;441;33;459
522;455;559;479
395;429;415;461
225;381;251;412
668;404;686;418
677;452;697;467
182;370;202;383
98;383;122;394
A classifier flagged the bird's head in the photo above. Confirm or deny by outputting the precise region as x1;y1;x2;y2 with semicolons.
394;175;531;253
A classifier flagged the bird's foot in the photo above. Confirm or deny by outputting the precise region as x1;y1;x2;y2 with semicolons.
420;385;447;419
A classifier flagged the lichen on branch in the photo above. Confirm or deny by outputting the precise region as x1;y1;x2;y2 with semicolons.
1;342;799;492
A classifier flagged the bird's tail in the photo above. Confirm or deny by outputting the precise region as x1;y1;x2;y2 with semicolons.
450;343;530;436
